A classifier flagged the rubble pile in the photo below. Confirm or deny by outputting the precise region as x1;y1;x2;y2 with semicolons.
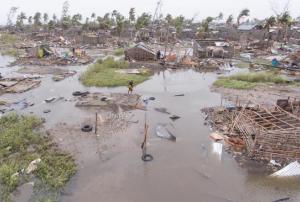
203;100;300;168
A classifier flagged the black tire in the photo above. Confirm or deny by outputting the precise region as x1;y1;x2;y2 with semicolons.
142;154;153;162
81;125;93;132
73;91;89;96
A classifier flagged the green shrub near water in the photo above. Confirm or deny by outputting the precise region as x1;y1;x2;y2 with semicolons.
0;33;18;44
80;57;150;87
0;33;19;57
113;48;124;56
213;71;289;90
0;114;76;201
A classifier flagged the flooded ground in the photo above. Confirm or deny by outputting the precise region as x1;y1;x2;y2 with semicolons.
0;55;299;202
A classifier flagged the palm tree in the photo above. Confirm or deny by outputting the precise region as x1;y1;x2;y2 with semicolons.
129;8;136;39
264;16;276;33
43;13;49;24
263;16;276;50
72;13;82;25
52;14;57;22
278;11;293;43
237;9;250;26
33;12;42;26
28;16;32;25
112;10;118;25
16;12;27;28
217;12;224;21
197;17;214;39
129;8;136;24
226;15;234;25
116;13;125;36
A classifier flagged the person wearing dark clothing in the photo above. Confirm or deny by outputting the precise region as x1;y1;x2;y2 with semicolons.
128;80;134;94
156;50;161;60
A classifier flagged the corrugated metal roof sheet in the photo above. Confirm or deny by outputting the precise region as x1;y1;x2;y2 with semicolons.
135;42;156;55
271;161;300;177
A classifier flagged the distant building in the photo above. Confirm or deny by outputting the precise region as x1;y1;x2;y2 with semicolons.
193;39;234;58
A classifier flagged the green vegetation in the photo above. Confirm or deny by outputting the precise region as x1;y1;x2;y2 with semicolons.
236;58;271;68
236;61;250;68
80;57;151;87
0;48;18;57
113;48;124;56
0;114;76;201
213;71;289;90
0;33;20;57
0;33;18;44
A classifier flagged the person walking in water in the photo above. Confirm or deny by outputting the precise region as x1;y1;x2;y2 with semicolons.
128;80;134;94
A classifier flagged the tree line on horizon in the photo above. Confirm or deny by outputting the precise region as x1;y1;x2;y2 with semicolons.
4;1;298;39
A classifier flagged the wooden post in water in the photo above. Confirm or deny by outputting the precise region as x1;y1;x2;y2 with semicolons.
95;113;98;134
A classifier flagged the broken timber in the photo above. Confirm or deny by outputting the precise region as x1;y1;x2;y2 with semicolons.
231;100;300;162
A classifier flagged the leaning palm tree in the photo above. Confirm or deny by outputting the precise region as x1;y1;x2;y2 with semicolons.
277;11;293;43
237;9;250;26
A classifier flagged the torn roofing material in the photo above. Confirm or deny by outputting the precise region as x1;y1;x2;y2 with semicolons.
270;161;300;177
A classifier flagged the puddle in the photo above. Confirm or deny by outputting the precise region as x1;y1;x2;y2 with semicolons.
1;55;299;202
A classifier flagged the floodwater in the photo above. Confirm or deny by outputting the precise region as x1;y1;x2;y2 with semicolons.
0;55;299;202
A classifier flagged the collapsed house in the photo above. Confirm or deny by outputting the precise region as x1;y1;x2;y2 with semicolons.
78;31;112;46
11;44;92;66
204;100;300;165
0;77;41;94
232;103;300;162
193;39;234;58
125;43;156;61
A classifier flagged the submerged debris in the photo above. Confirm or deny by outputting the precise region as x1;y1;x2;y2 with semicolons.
169;115;181;121
155;124;176;142
0;77;41;94
154;107;170;114
75;93;141;111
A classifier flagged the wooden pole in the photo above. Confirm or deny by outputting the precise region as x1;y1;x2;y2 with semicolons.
95;112;98;134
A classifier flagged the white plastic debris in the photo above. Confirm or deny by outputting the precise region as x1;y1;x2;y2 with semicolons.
270;161;300;177
270;160;281;167
26;158;41;174
212;142;223;160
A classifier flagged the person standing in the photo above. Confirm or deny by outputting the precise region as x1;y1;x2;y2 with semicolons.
128;80;134;94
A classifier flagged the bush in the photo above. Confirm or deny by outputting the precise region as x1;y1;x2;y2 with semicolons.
114;48;124;56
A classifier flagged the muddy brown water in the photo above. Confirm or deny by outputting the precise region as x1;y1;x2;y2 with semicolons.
0;55;299;202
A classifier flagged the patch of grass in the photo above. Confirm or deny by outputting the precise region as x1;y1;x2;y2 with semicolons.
113;48;124;56
229;71;288;84
0;33;20;57
235;61;249;68
80;57;150;87
36;152;76;189
0;33;18;45
0;48;18;57
213;71;289;90
213;78;257;89
0;114;76;201
252;58;271;66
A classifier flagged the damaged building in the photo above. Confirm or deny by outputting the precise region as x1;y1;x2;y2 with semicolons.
193;39;234;58
125;42;156;61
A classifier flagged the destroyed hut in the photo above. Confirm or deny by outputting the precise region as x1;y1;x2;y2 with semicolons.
125;43;156;61
193;39;234;58
231;103;300;163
